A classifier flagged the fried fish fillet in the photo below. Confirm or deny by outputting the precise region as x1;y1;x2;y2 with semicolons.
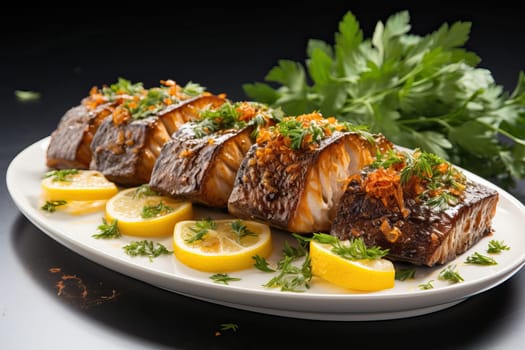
330;150;499;266
90;95;225;186
228;113;392;233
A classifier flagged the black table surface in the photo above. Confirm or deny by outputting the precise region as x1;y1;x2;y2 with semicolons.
2;6;524;349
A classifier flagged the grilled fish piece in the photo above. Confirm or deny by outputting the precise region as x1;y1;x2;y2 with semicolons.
150;101;273;208
330;150;499;266
228;113;392;233
150;124;253;208
46;102;114;169
90;95;225;186
46;78;144;170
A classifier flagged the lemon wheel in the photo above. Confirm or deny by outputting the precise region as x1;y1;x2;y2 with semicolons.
105;187;193;237
173;219;272;272
41;170;118;201
310;241;395;291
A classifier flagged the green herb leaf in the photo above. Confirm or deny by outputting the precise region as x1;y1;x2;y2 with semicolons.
231;220;256;241
141;201;174;218
438;264;464;283
252;255;275;272
186;218;216;243
465;252;498;265
487;240;510;254
210;273;241;285
418;280;434;290
92;218;121;239
122;240;172;262
219;323;239;332
310;233;389;260
395;267;416;281
41;200;67;212
15;90;41;102
44;169;79;182
101;77;144;100
133;184;159;199
263;255;312;292
182;81;205;96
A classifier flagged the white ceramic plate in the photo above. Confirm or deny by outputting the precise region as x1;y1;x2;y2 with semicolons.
7;137;525;321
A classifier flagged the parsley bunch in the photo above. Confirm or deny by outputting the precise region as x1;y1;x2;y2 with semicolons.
244;11;525;189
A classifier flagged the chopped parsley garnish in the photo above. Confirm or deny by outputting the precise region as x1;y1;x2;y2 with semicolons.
41;200;67;212
252;254;275;272
262;235;311;292
210;273;241;285
186;218;217;243
438;265;464;283
92;218;121;239
15;90;41;102
368;149;467;211
310;232;389;260
395;267;416;281
192;102;244;137
122;240;172;262
44;169;79;182
231;220;256;241
101;77;144;100
465;252;498;265
181;81;205;96
487;240;510;254
133;184;159;199
219;323;239;332
418;280;434;290
141;201;174;218
263;255;312;292
125;88;172;120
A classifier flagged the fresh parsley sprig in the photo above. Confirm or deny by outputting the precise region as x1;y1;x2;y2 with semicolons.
141;201;174;218
210;273;241;285
395;267;416;281
231;220;256;242
438;264;464;283
41;200;67;212
186;218;216;243
92;218;121;239
310;232;389;260
244;10;525;189
465;252;497;265
487;240;510;254
133;184;159;199
44;169;79;182
122;240;172;262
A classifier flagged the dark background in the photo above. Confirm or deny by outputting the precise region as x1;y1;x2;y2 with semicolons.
1;4;524;349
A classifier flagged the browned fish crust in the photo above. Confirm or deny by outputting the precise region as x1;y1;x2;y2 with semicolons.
150;124;253;208
228;132;392;233
46;103;113;169
90;95;225;186
330;177;499;266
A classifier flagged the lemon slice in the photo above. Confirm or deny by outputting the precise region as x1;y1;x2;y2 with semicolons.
105;187;193;237
173;219;272;272
41;170;118;201
310;240;395;291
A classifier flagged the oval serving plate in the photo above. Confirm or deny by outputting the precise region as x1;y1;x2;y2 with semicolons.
6;137;525;321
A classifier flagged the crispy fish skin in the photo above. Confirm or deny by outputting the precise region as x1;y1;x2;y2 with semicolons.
149;124;253;208
228;132;392;233
330;175;499;266
46;103;113;169
90;95;224;186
